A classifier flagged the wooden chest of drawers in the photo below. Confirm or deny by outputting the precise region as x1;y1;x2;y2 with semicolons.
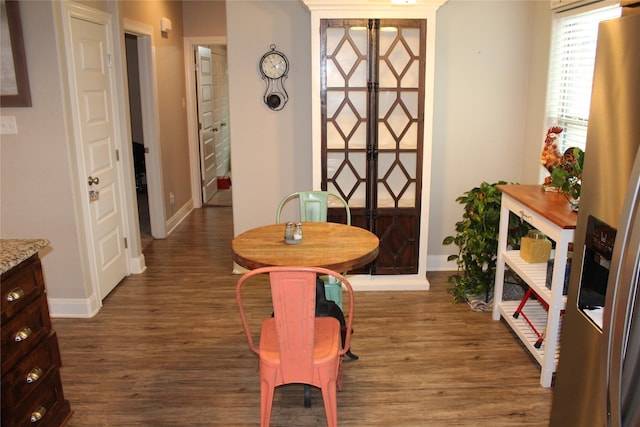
1;254;72;427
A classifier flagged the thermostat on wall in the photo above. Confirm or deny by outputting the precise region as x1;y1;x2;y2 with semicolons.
161;17;172;33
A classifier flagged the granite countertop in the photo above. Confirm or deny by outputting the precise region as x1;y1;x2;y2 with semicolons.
0;239;49;274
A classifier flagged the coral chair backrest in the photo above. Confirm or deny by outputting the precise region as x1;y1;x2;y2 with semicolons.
276;191;351;225
269;269;317;383
236;265;355;369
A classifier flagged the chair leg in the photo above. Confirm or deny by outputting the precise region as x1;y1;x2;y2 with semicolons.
260;378;275;427
304;384;312;408
320;379;338;427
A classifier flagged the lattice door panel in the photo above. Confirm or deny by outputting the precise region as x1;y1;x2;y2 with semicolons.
377;23;424;211
322;19;425;275
324;20;369;208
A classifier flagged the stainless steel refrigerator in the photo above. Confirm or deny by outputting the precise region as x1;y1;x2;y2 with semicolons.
550;12;640;427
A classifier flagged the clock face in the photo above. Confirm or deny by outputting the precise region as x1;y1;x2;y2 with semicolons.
261;52;288;79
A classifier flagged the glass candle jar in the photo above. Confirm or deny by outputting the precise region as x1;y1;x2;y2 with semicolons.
521;230;552;263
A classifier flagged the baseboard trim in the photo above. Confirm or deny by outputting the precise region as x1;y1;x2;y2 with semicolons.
49;294;100;318
129;252;146;274
347;274;430;291
427;254;458;271
165;200;194;236
233;258;459;291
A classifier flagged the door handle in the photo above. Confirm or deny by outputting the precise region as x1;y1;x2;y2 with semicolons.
88;176;100;186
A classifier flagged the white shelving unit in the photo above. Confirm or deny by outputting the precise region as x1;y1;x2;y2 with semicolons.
492;185;577;387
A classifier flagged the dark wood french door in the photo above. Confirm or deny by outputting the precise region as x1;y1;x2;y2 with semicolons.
320;19;426;275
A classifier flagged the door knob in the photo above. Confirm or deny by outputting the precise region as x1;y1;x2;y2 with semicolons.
88;176;100;186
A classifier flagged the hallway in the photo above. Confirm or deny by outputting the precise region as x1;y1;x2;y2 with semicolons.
205;188;232;207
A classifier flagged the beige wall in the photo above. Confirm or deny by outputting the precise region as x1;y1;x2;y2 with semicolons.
120;1;191;220
521;1;553;186
227;1;313;234
429;0;552;267
182;0;226;37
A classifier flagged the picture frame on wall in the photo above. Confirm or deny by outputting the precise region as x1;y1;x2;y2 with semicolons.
1;0;31;107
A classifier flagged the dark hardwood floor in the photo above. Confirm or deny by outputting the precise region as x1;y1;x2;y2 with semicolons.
53;207;552;426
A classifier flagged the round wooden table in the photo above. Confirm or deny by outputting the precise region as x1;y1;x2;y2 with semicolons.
231;222;379;271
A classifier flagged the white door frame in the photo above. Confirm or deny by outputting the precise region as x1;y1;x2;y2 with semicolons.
122;19;166;239
184;36;227;209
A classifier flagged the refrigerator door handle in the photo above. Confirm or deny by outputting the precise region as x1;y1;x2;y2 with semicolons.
601;150;640;427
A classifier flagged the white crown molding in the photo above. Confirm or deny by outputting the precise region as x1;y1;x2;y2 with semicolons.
301;0;448;14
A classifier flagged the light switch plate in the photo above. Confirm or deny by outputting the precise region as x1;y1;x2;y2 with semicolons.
0;116;18;135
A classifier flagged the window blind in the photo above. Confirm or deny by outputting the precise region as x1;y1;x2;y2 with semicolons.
545;3;621;153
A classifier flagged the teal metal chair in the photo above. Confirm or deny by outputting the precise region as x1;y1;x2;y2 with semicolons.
275;191;351;225
275;191;351;308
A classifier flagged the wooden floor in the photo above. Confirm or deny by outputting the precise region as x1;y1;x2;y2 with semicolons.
53;207;552;427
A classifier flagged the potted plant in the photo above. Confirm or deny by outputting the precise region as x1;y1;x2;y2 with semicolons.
549;147;584;210
442;181;530;304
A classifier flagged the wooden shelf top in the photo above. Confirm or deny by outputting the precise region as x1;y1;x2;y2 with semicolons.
497;184;578;229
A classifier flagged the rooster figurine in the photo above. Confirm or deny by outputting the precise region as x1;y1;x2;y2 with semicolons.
541;126;564;187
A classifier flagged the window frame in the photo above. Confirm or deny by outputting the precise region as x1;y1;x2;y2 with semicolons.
544;1;621;154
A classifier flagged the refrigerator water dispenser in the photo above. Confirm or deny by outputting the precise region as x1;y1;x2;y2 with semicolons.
578;215;617;329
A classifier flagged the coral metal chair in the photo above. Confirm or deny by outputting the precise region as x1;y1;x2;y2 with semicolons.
236;266;355;427
275;191;351;225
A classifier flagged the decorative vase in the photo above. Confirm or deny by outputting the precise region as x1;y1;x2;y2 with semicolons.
566;194;580;211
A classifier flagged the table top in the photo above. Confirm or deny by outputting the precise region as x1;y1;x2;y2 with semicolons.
497;184;577;229
231;222;380;271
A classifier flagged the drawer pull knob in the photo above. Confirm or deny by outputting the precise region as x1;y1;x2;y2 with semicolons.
26;367;44;383
14;326;33;342
30;406;47;423
6;287;25;302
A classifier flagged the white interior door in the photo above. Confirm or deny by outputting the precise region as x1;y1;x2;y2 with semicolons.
69;14;128;300
196;46;217;203
211;48;230;178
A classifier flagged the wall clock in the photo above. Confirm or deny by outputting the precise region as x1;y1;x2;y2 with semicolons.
259;44;289;111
